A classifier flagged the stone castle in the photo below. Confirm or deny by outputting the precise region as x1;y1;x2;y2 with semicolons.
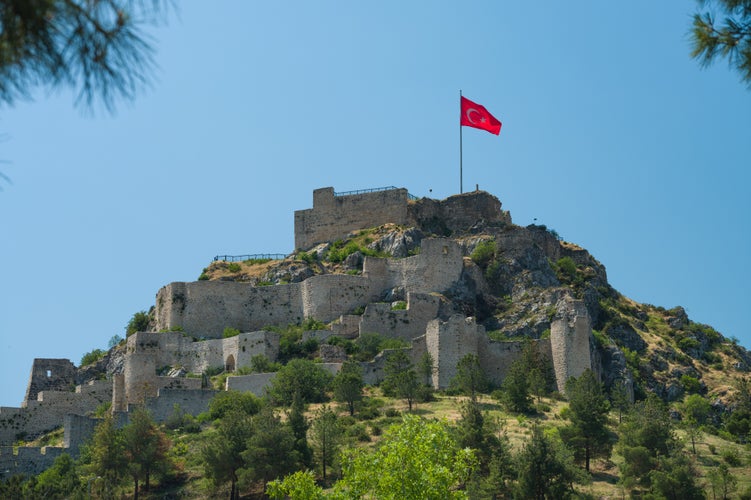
0;186;593;477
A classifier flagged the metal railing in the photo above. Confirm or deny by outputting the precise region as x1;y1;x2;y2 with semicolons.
334;186;419;201
213;253;287;262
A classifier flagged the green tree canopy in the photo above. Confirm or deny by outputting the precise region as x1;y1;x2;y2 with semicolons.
334;414;477;499
382;350;419;411
269;358;333;405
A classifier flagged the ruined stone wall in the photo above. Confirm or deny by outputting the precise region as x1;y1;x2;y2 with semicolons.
143;388;218;422
0;446;65;478
23;359;77;404
363;238;464;295
0;380;112;446
301;274;374;322
122;331;280;405
358;292;440;342
478;338;553;387
294;187;411;250
226;373;277;397
155;281;304;339
550;296;592;392
407;190;511;233
426;316;481;389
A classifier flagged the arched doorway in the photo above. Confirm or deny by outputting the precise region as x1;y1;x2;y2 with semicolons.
225;354;236;373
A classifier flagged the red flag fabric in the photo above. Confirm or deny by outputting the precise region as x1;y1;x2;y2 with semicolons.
460;96;501;135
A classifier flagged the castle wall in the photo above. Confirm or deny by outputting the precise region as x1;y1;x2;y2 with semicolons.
0;446;65;478
226;373;277;396
0;380;112;446
358;292;440;342
143;388;219;422
363;238;464;295
294;187;411;250
426;316;481;389
122;331;280;405
477;338;553;386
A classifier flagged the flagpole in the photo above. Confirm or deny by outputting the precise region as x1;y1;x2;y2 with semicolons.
459;89;463;194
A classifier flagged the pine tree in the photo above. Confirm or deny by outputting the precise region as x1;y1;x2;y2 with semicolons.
382;350;419;411
309;405;342;482
122;408;171;499
332;360;364;416
560;369;612;472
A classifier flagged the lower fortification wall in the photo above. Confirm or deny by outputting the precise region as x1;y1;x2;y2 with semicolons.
358;292;440;342
0;446;65;478
0;380;112;446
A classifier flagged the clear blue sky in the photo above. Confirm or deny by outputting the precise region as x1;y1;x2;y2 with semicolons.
1;2;749;407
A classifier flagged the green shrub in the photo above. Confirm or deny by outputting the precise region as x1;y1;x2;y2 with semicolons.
721;448;742;466
555;257;577;279
223;327;241;338
680;375;702;394
80;348;106;367
243;258;272;265
298;251;316;264
470;239;496;267
198;268;209;280
391;301;407;310
125;310;151;336
227;262;242;273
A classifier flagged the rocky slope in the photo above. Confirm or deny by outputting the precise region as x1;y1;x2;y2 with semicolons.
195;213;751;413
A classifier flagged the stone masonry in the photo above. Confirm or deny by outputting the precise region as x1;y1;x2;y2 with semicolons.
4;186;593;478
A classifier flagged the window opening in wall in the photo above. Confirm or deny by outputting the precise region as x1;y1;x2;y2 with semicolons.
46;370;52;378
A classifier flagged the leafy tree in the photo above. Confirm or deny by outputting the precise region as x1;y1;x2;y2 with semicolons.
208;390;262;420
267;470;325;500
0;0;171;110
332;360;364;416
126;310;151;336
122;408;171;499
680;394;711;454
243;406;299;489
382;350;419;411
269;358;333;405
334;414;477;499
31;453;82;498
707;462;738;500
108;334;123;348
560;369;612;472
309;405;342;481
514;425;585;500
202;410;254;500
691;0;751;86
451;353;488;401
249;353;281;373
520;339;555;403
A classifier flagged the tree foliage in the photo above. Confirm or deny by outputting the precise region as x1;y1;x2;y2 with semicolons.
332;360;364;416
122;408;171;499
334;415;477;499
451;353;488;401
0;0;171;110
309;405;342;481
269;358;332;405
126;310;151;336
560;369;612;472
691;0;751;86
382;350;419;411
202;410;254;500
514;425;585;500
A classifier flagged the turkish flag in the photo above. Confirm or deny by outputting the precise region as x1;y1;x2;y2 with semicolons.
460;96;502;135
